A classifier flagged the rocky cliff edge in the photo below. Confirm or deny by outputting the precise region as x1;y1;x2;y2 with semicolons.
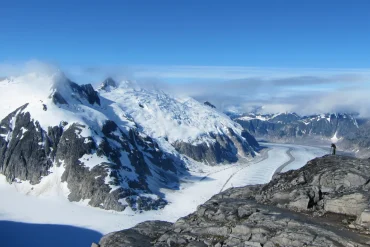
94;155;370;246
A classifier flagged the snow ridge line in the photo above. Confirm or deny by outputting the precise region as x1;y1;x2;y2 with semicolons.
199;150;268;182
272;147;295;177
219;149;270;193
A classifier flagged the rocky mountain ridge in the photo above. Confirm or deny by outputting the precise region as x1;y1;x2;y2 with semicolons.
233;112;370;157
95;155;370;246
0;73;258;211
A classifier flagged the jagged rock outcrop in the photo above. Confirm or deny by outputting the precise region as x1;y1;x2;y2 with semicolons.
204;101;216;109
99;221;173;247
99;77;118;91
96;155;370;246
0;105;184;212
258;156;370;219
69;81;101;105
51;80;101;106
0;74;259;213
0;104;52;184
173;129;258;165
97;79;259;165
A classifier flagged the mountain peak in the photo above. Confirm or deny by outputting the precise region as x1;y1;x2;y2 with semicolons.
99;77;118;91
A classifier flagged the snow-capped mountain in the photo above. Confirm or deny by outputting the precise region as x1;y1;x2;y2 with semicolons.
233;112;361;145
0;72;258;211
98;78;258;164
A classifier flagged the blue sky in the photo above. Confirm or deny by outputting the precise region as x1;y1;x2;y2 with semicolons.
1;0;370;115
1;0;369;69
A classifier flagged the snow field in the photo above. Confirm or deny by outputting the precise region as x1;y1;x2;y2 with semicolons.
0;143;326;235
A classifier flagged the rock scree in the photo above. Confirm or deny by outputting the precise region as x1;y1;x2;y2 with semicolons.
94;155;370;246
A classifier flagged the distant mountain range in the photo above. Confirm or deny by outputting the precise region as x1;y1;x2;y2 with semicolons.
231;112;370;157
0;73;258;212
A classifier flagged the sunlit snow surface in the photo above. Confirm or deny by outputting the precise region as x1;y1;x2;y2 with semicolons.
0;143;327;237
98;83;243;144
0;74;328;245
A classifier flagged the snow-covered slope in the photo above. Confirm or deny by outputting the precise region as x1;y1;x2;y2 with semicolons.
0;73;258;212
0;143;327;238
98;78;258;164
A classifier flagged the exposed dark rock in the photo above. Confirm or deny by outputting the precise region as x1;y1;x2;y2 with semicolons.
173;130;257;165
234;112;370;157
241;130;260;149
204;101;216;109
173;139;235;165
0;104;52;184
69;81;101;105
99;77;117;91
50;80;101;106
98;155;370;246
259;155;370;215
46;125;64;159
235;113;360;143
53;120;183;211
51;91;68;105
0;106;185;212
98;221;173;247
80;84;101;105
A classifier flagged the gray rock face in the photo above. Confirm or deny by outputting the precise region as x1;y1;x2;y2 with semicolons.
97;77;259;166
235;113;360;142
260;156;370;215
234;112;370;157
241;130;259;149
50;80;101;106
203;101;216;109
51;91;69;105
0;75;260;213
0;104;52;184
99;77;118;92
69;81;101;105
0;108;184;211
98;155;370;246
99;221;173;247
173;129;258;165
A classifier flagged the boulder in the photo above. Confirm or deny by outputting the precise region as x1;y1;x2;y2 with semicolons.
99;221;173;247
324;193;368;216
357;209;370;227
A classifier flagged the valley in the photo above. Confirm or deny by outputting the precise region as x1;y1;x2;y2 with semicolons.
1;2;370;246
0;142;327;246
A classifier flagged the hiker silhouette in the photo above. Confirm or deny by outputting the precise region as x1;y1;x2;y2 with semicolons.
331;143;336;155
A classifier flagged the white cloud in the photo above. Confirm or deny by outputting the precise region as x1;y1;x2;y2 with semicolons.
135;66;370;117
131;65;370;81
1;61;370;117
0;60;60;77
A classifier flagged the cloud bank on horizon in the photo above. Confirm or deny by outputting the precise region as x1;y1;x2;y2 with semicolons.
1;61;370;117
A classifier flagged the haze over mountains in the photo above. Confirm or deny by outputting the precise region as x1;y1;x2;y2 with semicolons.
231;111;370;157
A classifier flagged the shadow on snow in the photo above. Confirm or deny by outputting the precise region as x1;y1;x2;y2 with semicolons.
0;220;102;247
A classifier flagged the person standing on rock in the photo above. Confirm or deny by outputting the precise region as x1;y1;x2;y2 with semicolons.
331;143;336;155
